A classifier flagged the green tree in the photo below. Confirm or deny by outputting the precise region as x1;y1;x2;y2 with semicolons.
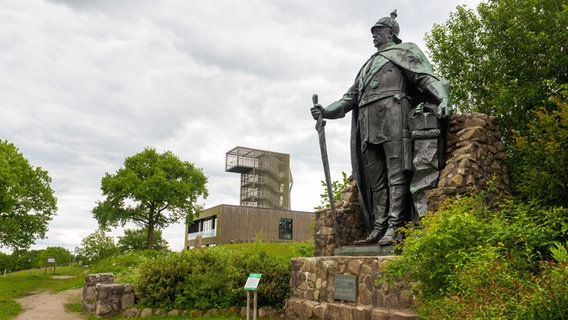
0;140;57;250
92;147;208;249
315;171;350;210
0;252;15;272
512;88;568;207
425;0;568;145
10;249;40;271
78;229;118;264
36;246;71;267
117;228;170;252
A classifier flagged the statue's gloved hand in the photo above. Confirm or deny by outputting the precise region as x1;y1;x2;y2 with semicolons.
310;104;325;120
436;99;453;119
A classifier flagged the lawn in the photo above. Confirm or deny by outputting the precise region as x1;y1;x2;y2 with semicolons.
0;266;86;320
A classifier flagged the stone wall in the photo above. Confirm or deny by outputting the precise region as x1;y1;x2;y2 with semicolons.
314;112;510;255
83;273;114;314
314;176;366;256
425;112;509;211
285;256;417;320
82;273;135;317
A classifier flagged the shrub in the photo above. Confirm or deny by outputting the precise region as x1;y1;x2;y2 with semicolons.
383;195;493;299
91;250;165;284
382;193;568;318
136;251;196;310
417;247;568;319
518;260;568;319
135;242;311;311
511;88;568;207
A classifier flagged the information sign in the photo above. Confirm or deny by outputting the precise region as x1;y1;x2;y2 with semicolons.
244;273;262;291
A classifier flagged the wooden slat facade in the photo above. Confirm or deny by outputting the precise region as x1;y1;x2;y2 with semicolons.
185;204;314;249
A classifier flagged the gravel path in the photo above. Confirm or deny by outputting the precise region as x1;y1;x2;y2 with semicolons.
14;288;85;320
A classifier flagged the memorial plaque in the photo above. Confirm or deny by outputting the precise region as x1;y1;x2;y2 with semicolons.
333;275;357;302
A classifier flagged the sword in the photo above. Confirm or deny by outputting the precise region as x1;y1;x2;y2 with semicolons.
312;94;341;248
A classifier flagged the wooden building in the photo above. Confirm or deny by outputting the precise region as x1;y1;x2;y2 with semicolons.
185;204;314;249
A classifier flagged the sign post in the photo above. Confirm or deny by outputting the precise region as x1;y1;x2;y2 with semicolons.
45;257;56;275
244;273;261;320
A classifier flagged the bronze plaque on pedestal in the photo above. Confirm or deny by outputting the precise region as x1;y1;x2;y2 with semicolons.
333;275;357;302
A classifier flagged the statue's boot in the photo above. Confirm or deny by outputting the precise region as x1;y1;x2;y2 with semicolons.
354;188;388;245
378;185;409;246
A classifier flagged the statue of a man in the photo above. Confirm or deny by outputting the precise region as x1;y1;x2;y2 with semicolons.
311;10;452;246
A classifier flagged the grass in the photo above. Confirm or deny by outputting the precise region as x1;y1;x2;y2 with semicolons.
220;241;315;262
0;266;86;320
0;300;20;320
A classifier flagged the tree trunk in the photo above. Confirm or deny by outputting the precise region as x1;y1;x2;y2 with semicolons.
147;221;155;250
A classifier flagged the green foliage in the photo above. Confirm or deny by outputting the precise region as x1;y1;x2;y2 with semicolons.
518;260;568;319
0;300;20;320
0;253;15;272
511;89;568;207
36;246;71;268
90;250;164;284
382;193;568;318
9;249;41;271
315;171;350;210
426;0;568;145
117;228;170;252
135;242;313;311
550;242;568;263
383;195;493;297
78;229;119;264
0;140;57;250
92;147;208;249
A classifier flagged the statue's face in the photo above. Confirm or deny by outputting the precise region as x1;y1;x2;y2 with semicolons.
372;27;392;49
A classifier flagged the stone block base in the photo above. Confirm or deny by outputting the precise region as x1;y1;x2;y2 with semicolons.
285;256;417;320
82;273;114;313
95;283;135;317
82;273;135;317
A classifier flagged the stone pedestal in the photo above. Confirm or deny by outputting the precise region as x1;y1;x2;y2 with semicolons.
95;283;135;317
83;273;114;313
82;273;135;317
285;256;417;320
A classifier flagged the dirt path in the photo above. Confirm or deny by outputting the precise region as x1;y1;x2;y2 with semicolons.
14;287;85;320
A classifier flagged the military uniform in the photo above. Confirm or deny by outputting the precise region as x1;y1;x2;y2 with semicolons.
316;12;451;245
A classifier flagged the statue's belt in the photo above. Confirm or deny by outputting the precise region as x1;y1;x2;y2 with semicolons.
358;90;408;108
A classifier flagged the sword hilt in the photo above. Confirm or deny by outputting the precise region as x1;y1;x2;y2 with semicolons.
312;93;326;130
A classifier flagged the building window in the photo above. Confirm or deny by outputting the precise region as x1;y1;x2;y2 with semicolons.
279;218;293;240
188;216;217;240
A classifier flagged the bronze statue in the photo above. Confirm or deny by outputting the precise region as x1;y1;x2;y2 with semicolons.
311;10;451;246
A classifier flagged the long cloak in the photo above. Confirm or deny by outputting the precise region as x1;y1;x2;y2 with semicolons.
350;42;442;232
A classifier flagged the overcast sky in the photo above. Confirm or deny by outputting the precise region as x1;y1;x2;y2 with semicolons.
1;0;482;253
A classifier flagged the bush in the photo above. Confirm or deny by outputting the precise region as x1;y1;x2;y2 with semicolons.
135;242;312;311
519;260;568;319
383;195;493;298
90;250;164;284
511;87;568;207
382;193;568;318
417;247;568;319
